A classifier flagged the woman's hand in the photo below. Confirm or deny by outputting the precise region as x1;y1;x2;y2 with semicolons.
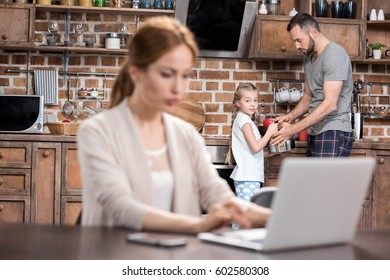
196;200;252;233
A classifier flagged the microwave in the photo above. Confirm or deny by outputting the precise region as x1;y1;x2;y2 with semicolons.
0;95;44;134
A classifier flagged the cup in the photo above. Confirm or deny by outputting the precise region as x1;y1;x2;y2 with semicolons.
47;37;56;46
85;39;94;48
385;49;390;58
289;88;301;103
331;1;344;18
276;87;290;103
343;0;355;19
315;0;328;17
141;0;151;9
369;9;377;21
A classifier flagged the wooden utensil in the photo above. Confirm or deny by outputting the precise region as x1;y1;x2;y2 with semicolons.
169;98;205;131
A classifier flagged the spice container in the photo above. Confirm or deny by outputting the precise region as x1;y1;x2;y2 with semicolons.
105;33;120;49
268;0;281;15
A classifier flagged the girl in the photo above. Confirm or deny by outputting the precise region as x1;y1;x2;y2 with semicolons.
226;83;278;202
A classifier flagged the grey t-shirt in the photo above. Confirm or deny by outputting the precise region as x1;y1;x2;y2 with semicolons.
303;41;353;135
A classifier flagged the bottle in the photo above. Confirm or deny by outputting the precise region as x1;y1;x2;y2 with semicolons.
289;8;298;17
259;1;268;15
94;0;104;7
132;0;140;8
259;100;266;123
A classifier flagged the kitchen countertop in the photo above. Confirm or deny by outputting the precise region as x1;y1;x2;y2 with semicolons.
1;133;390;150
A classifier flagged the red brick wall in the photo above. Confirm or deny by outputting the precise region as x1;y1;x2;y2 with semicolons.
0;12;389;141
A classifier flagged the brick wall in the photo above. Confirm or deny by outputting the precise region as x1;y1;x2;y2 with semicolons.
1;12;390;141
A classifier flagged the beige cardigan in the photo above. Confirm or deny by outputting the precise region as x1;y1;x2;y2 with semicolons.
77;97;234;230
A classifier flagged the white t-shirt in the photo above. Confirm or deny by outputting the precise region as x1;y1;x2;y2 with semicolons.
230;112;264;182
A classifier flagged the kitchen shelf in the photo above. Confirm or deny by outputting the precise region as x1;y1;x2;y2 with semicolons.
35;45;128;54
35;4;174;16
363;115;390;120
367;20;390;29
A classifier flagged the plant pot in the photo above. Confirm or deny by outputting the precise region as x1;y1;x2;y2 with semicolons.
373;49;382;59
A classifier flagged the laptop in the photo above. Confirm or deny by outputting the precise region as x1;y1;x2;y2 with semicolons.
198;157;375;252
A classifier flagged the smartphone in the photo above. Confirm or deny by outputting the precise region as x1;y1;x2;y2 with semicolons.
126;233;187;247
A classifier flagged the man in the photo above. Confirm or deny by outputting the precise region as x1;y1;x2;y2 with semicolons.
271;13;354;157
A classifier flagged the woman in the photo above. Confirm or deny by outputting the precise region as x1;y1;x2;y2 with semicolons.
77;16;270;234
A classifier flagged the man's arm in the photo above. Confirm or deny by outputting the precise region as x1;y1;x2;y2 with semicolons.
272;80;343;144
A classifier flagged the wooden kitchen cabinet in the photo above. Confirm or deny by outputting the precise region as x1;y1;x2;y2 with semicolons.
61;142;82;225
370;149;390;229
31;142;61;225
0;135;82;226
0;141;32;224
0;196;30;224
249;16;365;61
0;4;35;48
250;0;365;61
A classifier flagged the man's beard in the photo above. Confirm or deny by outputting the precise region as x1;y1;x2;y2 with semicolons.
303;37;315;56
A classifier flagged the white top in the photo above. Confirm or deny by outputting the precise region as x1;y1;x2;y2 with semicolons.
230;112;264;182
145;145;174;211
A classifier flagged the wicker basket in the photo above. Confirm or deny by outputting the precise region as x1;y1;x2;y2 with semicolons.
47;122;80;136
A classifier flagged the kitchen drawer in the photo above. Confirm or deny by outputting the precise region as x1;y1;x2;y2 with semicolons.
0;141;32;168
0;169;31;195
0;196;30;224
61;196;82;226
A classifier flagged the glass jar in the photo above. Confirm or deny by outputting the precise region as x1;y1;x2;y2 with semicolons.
105;33;120;49
60;0;75;5
267;0;281;15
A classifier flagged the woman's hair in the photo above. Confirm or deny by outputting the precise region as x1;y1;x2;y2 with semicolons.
225;83;259;165
109;16;198;108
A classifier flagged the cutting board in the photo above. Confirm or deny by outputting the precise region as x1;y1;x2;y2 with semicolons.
170;98;205;131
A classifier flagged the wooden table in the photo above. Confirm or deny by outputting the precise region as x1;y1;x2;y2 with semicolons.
0;224;390;260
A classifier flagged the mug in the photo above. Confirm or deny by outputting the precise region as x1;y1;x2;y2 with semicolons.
343;0;355;19
289;87;301;103
315;0;328;17
276;87;290;103
331;1;344;18
385;49;390;58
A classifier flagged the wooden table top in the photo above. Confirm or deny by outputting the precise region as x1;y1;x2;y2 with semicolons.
0;224;390;260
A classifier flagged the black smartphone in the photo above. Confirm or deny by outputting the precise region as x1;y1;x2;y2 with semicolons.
126;233;187;247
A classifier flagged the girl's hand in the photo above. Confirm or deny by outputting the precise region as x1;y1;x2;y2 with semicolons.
266;122;279;136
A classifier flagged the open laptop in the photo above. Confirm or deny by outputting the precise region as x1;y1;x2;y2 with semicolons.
198;157;375;252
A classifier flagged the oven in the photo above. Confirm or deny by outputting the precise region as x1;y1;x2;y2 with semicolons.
206;145;236;194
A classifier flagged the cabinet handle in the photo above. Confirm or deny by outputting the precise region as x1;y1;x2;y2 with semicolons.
378;157;385;164
0;205;3;211
1;34;8;40
280;46;287;52
43;150;50;158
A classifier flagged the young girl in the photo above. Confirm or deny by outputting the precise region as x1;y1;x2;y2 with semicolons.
226;83;278;202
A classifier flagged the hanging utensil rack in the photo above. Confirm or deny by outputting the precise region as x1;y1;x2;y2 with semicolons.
268;78;305;116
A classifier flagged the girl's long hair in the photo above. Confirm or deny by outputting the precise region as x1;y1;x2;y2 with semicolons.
109;16;198;108
225;83;259;165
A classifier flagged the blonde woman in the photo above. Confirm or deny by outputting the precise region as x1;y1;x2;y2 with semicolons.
226;83;278;202
77;17;270;234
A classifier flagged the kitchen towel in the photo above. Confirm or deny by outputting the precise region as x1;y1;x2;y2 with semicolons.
34;69;58;105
